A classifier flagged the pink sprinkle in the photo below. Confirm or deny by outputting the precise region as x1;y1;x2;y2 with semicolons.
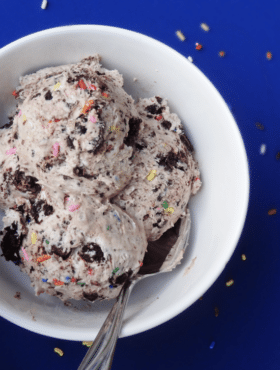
66;197;70;202
89;115;97;123
18;110;22;117
52;142;60;157
6;147;17;156
69;204;80;212
22;247;29;261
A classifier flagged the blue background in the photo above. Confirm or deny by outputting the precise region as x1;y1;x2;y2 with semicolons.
0;0;279;369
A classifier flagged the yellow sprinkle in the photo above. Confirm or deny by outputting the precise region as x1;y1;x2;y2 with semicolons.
226;279;234;287
241;254;246;261
22;114;27;122
53;82;61;91
82;341;93;348
31;232;37;244
164;207;175;215
176;30;186;41
54;348;64;356
146;170;157;181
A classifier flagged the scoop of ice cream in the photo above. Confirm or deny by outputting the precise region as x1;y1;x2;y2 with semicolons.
0;191;147;302
11;54;142;199
0;56;202;305
112;96;202;241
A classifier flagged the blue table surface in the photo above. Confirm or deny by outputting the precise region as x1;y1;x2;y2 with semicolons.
0;0;279;369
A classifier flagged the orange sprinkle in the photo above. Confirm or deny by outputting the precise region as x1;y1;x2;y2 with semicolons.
139;262;143;267
37;255;51;263
101;92;109;98
53;279;64;286
12;90;18;98
76;79;87;89
155;115;163;121
71;277;76;283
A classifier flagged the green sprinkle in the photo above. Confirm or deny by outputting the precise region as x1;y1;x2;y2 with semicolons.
162;201;168;209
77;282;85;286
107;226;110;230
45;240;49;244
113;267;119;274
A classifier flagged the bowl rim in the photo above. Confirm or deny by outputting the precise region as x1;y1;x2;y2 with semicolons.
0;24;250;340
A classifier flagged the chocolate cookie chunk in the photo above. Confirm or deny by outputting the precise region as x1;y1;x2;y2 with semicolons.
79;243;105;263
13;170;41;195
0;222;24;262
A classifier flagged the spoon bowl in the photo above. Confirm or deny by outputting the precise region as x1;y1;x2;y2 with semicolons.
78;210;191;370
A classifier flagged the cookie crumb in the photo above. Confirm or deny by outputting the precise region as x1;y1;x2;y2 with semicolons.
268;208;277;216
82;341;93;348
214;307;219;317
255;122;264;130
176;30;186;41
14;292;21;300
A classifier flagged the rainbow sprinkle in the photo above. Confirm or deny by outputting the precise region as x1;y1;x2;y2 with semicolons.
37;255;51;263
54;348;64;357
22;247;29;261
69;204;80;212
53;279;64;286
6;147;17;156
52;142;60;157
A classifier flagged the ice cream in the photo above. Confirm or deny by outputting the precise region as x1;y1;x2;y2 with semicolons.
112;96;201;241
0;54;202;303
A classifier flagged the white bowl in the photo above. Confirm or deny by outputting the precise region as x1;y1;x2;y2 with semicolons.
0;25;250;340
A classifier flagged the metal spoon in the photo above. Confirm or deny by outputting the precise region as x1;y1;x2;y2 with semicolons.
78;211;191;370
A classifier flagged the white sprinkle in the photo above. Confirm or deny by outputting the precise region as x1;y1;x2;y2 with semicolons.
41;0;48;9
260;144;266;155
188;56;193;63
176;30;186;41
200;23;210;32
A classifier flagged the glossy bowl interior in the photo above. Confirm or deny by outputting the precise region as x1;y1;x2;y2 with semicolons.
0;25;250;340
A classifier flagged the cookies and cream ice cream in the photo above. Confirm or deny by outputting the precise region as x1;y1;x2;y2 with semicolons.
0;54;201;303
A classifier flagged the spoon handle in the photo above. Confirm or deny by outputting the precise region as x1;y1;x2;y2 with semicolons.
78;279;135;370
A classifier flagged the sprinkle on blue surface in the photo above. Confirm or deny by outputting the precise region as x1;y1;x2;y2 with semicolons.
42;279;48;282
209;341;215;349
